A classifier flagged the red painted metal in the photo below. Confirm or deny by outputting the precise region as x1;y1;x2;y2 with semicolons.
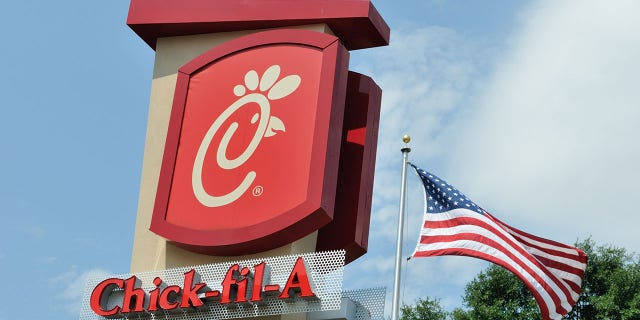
127;0;389;51
150;29;349;255
316;72;381;263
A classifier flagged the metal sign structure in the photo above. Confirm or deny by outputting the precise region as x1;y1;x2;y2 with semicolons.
80;2;392;319
81;251;345;320
126;0;389;268
151;29;349;255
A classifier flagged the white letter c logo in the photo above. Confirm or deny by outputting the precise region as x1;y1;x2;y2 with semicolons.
192;94;270;207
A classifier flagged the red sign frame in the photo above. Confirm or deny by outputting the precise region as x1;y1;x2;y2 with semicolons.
127;0;390;51
150;29;349;255
316;72;381;263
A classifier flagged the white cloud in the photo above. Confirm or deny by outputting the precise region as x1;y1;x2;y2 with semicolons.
445;0;640;253
359;255;396;274
348;0;640;316
345;23;497;314
50;266;111;316
20;224;46;239
354;25;481;166
40;256;57;264
352;25;490;248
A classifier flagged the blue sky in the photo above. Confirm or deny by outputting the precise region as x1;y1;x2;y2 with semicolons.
2;0;639;318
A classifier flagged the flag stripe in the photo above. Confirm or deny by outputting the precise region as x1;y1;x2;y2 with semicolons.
500;227;586;261
510;237;587;270
414;243;560;320
532;254;586;281
490;215;587;265
421;211;580;303
547;267;583;300
489;216;587;299
490;215;584;252
418;210;574;311
409;164;587;320
417;235;569;316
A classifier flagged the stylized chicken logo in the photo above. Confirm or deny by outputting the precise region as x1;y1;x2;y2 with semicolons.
151;29;352;255
192;65;301;207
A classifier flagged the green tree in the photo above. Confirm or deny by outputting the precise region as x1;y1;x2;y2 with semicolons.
399;239;640;320
567;239;640;319
450;264;539;320
401;297;448;320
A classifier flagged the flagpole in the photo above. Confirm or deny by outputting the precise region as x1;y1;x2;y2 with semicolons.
391;134;411;320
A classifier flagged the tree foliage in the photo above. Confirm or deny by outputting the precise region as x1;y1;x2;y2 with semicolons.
399;239;640;320
401;297;448;320
450;264;539;319
567;239;640;319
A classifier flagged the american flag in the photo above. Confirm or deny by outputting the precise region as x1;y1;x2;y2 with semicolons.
409;164;587;320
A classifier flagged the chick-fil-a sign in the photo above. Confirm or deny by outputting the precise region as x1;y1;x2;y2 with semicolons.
150;29;349;255
91;257;315;318
81;251;345;320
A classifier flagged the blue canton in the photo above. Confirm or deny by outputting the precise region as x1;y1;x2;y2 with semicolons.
410;163;484;215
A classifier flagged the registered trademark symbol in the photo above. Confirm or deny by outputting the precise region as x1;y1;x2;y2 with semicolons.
252;185;263;197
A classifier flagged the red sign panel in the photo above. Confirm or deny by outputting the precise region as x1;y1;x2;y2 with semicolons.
316;72;381;263
90;258;315;317
151;29;349;255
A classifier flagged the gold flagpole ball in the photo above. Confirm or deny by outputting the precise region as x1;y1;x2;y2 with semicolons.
402;134;411;144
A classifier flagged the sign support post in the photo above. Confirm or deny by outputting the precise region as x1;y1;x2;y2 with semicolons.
97;2;392;319
391;135;411;320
